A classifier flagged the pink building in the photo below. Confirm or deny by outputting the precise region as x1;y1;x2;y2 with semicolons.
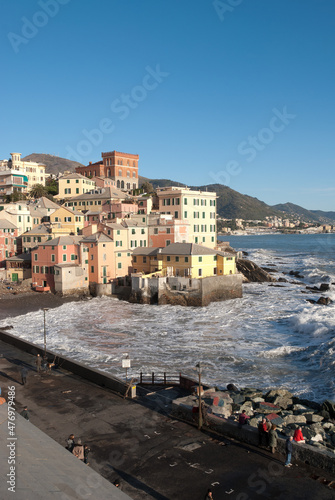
148;216;190;248
0;219;18;267
31;235;83;291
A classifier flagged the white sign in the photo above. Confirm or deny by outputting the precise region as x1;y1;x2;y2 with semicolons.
122;359;131;368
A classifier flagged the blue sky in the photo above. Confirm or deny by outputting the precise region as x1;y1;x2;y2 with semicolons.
1;0;334;210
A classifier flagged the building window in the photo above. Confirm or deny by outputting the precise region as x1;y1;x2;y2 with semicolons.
34;254;38;261
184;211;187;218
175;256;179;262
154;228;158;235
198;256;203;262
51;254;55;262
167;256;171;262
166;228;171;234
198;268;202;277
143;256;147;263
184;198;187;205
141;228;145;234
91;266;94;272
63;254;66;262
118;262;122;269
185;256;189;263
166;240;171;246
133;256;137;263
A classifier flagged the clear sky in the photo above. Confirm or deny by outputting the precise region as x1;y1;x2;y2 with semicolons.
1;0;334;210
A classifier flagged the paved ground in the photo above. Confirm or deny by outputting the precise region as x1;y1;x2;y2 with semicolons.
0;340;334;500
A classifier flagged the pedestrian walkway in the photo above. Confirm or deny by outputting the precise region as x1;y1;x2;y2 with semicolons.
0;403;132;499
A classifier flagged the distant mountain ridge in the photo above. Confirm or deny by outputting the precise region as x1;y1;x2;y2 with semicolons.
23;155;334;223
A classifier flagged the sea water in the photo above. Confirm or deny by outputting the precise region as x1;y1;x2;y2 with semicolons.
2;233;335;402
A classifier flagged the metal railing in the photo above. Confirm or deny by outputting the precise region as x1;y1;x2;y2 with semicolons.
139;371;181;386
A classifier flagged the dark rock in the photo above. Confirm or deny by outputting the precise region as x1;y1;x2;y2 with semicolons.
278;278;288;282
242;251;249;256
269;284;286;288
292;398;320;411
227;383;239;391
306;299;316;304
306;283;330;292
236;259;276;283
289;270;304;278
262;267;278;273
321;400;335;419
316;297;332;305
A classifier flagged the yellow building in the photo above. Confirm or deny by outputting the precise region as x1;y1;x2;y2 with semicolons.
156;187;217;248
216;251;237;275
55;173;95;200
159;243;217;278
132;247;163;275
50;206;84;236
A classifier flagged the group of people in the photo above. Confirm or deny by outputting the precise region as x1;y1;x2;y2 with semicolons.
66;434;90;465
238;411;306;467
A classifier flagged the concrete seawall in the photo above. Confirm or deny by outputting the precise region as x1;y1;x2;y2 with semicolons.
0;329;135;398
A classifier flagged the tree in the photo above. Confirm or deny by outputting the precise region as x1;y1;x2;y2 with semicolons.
46;178;58;196
29;183;47;199
140;181;155;195
6;191;27;203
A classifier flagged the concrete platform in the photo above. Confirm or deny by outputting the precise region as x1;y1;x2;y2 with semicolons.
0;404;132;499
0;340;334;499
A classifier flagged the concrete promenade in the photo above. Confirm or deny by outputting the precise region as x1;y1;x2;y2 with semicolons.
0;340;334;500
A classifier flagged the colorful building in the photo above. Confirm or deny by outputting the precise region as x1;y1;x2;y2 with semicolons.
31;235;84;291
147;214;190;248
0;153;46;191
75;150;139;190
160;243;218;278
18;224;52;254
50;206;84;236
132;247;163;275
0;219;18;267
156;187;217;248
55;173;95;200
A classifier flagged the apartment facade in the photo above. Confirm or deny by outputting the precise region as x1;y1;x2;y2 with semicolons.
31;235;84;290
0;153;46;191
0;219;17;266
55;173;95;200
156;187;217;248
76;150;139;190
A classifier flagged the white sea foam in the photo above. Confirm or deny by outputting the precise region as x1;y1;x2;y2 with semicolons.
1;234;335;402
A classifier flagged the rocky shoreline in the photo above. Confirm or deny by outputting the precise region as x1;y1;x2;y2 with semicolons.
173;385;335;455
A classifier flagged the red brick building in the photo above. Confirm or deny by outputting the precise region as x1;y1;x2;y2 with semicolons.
76;150;139;191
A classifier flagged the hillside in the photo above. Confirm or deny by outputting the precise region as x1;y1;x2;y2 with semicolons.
272;203;335;223
18;155;333;223
22;154;83;176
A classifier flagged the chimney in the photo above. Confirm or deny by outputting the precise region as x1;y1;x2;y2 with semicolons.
89;161;92;165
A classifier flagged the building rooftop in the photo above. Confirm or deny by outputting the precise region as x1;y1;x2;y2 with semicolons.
41;235;83;246
81;232;113;244
160;243;216;256
132;247;162;257
0;219;17;230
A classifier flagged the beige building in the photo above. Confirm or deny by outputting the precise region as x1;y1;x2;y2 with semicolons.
55;173;96;200
0;153;47;191
156;187;217;248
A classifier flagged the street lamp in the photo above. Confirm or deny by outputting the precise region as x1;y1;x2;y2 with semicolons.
43;308;49;360
196;362;202;430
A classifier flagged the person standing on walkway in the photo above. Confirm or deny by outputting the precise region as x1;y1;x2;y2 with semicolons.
268;424;278;454
83;444;90;465
285;435;294;467
66;434;75;452
204;489;213;499
20;406;30;421
35;354;42;373
72;438;84;460
20;366;28;385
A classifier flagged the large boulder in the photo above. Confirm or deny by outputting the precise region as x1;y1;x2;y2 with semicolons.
283;414;307;425
316;296;333;305
236;259;276;282
305;413;324;424
265;389;293;401
322;400;335;419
